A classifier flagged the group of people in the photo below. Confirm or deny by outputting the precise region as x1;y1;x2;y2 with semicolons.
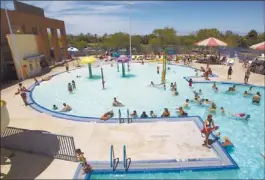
200;66;213;80
130;110;159;118
52;103;72;112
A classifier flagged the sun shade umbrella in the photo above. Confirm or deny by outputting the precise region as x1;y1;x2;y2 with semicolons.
80;56;97;78
194;37;227;67
116;55;130;77
250;42;265;51
194;37;228;47
67;47;79;52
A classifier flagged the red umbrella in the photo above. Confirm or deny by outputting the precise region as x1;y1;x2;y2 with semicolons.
194;37;227;47
250;41;265;50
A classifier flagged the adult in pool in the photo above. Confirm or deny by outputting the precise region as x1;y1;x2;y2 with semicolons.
252;92;261;104
150;111;157;118
100;110;114;121
203;114;216;149
176;107;188;116
112;97;124;107
60;103;72;112
161;108;170;117
183;99;190;108
140;111;148;118
209;102;217;112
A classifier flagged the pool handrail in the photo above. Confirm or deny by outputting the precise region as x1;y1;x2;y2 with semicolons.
127;109;132;124
123;145;131;172
110;145;119;171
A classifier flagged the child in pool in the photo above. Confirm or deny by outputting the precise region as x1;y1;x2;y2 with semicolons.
53;105;58;110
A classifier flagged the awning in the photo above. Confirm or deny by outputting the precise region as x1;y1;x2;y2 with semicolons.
23;54;44;61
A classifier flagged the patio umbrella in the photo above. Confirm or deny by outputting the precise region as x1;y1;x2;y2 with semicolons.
250;41;265;51
194;37;227;67
80;56;97;78
67;47;79;52
116;55;130;77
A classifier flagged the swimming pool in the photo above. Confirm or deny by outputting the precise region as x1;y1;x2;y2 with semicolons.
31;63;264;179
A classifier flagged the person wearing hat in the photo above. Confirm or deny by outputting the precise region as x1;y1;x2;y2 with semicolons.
203;114;216;149
222;136;233;147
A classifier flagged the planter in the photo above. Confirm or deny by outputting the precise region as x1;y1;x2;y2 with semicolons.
1;100;10;134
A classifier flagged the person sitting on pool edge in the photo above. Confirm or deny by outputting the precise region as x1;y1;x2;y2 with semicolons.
222;136;233;148
60;103;72;112
53;105;58;110
140;111;148;118
131;110;138;118
161;108;170;117
112;97;124;107
183;99;190;108
150;111;157;118
176;107;188;116
252;92;261;104
100;110;114;121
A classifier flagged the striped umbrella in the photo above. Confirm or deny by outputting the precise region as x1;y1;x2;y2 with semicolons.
194;37;227;47
250;41;265;51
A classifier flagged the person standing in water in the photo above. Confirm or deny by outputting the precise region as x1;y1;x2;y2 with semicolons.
14;83;30;106
157;66;160;74
72;80;76;90
68;83;73;93
188;78;193;87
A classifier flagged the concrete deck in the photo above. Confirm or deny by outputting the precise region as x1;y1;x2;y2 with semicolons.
0;60;263;179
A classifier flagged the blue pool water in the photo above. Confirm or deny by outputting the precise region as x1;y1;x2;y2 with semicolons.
31;63;264;179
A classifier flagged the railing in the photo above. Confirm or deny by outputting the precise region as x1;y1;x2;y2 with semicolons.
119;109;132;124
123;145;131;172
110;145;119;171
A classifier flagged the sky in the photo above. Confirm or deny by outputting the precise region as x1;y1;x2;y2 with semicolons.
1;1;265;36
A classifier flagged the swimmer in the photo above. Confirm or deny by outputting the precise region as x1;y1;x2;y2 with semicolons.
161;108;170;117
243;91;250;97
157;66;160;74
226;87;233;92
222;136;233;148
163;84;166;90
112;97;124;107
252;92;260;104
72;80;76;89
60;103;72;112
209;102;217;112
220;107;225;114
214;87;218;92
167;67;170;70
172;88;179;96
140;111;148;118
100;110;114;121
184;99;189;108
231;85;236;91
174;82;177;89
188;78;193;87
212;82;217;89
131;110;138;118
34;77;40;86
195;69;199;76
199;89;202;94
170;83;174;90
228;112;250;121
150;81;155;86
68;83;73;93
176;107;188;116
52;105;58;110
76;75;81;78
150;111;157;118
204;99;211;105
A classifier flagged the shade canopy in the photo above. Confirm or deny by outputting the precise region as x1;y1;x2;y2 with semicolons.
250;42;265;51
67;47;79;52
116;55;130;63
194;37;227;47
80;56;97;64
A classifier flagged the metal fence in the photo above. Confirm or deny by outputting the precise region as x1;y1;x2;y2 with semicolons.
1;127;78;162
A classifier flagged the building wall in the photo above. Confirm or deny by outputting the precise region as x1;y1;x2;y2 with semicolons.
6;34;42;79
1;5;69;81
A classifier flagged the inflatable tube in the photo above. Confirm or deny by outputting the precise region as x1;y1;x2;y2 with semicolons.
201;126;219;134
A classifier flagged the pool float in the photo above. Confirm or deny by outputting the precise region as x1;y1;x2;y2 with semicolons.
100;110;114;121
201;126;219;134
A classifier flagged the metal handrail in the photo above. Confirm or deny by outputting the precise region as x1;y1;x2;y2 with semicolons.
123;145;131;171
119;109;124;123
127;109;132;124
110;145;119;171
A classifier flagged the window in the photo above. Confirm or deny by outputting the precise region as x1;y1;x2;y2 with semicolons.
29;63;33;71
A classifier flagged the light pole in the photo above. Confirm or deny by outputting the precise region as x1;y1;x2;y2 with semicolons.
126;3;133;71
3;1;24;80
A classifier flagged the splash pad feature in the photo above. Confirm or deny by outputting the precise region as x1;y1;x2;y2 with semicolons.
80;56;97;78
116;55;131;77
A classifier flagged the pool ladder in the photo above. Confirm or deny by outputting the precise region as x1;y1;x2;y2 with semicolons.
118;109;133;124
110;145;131;172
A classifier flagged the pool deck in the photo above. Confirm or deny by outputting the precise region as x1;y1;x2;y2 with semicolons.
0;60;263;179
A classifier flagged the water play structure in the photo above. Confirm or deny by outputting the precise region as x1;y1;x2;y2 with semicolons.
116;55;130;77
80;56;97;78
